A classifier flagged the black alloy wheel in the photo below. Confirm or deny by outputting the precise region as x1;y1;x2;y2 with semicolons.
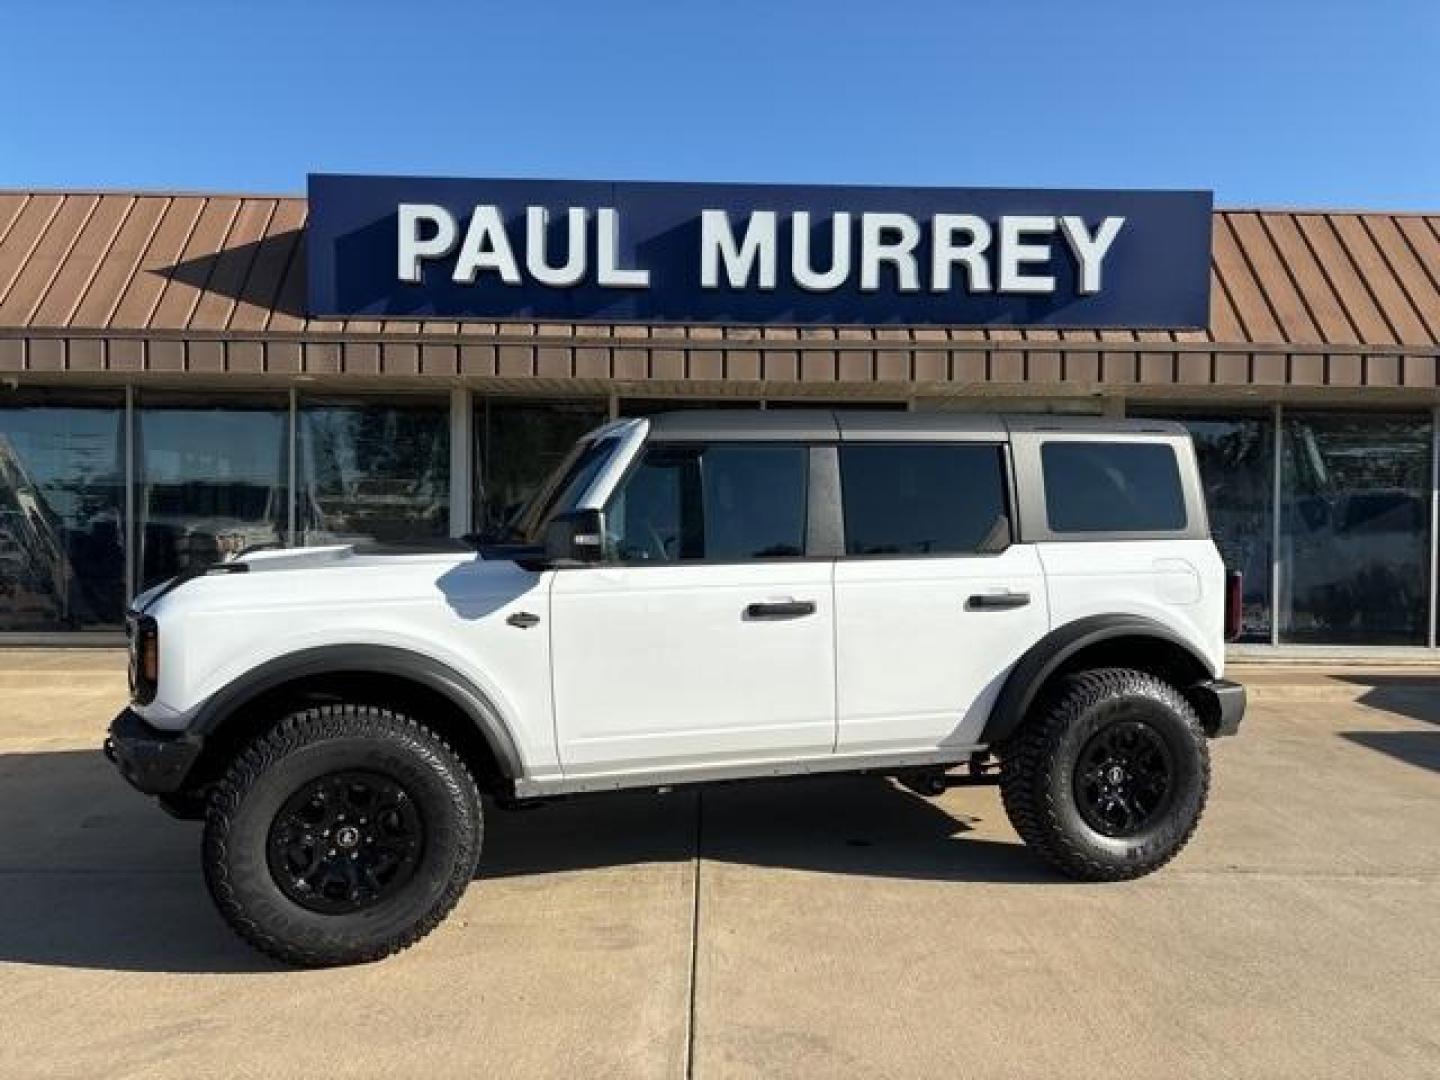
1072;718;1174;838
267;770;425;915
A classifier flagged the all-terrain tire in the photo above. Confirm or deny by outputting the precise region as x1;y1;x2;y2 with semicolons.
203;704;482;967
999;668;1210;882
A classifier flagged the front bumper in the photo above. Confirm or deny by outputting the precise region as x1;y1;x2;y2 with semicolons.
1191;678;1246;737
104;708;203;795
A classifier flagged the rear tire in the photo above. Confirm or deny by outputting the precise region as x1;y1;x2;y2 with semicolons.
999;668;1209;881
203;704;482;967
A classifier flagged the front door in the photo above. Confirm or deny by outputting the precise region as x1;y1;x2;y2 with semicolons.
550;441;835;775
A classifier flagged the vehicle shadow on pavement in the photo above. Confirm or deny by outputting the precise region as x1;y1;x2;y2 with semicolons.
481;774;1065;885
0;752;1056;974
0;749;281;974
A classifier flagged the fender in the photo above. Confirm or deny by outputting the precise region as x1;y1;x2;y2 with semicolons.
980;614;1215;747
189;644;524;778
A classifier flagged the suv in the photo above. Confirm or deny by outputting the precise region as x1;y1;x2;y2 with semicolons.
106;411;1245;967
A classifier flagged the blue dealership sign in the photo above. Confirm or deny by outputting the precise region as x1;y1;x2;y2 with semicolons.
307;174;1212;327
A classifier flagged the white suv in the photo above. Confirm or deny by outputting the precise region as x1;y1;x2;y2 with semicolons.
106;410;1245;967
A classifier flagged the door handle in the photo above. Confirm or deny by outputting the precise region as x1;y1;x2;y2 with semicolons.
966;591;1031;611
745;600;817;619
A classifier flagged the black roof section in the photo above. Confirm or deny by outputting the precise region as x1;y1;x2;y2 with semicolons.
643;410;840;441
641;410;1185;442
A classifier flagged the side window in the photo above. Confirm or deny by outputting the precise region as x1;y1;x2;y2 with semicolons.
840;444;1009;556
1041;441;1187;533
607;443;808;562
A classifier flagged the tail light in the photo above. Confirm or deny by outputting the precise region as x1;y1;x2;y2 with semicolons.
1223;570;1244;642
126;614;159;704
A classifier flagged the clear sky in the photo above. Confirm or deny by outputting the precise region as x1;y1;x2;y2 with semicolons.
2;0;1436;209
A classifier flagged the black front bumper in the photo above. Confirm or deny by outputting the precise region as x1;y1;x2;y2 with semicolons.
1191;679;1246;737
104;708;203;795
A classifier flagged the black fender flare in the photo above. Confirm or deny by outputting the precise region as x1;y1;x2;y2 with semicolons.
189;644;524;779
980;615;1216;747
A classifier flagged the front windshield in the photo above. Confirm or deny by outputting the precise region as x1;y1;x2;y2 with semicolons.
509;435;619;544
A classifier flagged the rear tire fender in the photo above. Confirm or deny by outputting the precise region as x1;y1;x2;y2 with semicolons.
982;615;1214;747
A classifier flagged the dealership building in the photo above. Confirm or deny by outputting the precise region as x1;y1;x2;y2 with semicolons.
0;178;1437;652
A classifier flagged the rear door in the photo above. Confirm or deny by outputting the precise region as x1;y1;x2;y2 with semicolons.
550;441;836;774
832;441;1050;753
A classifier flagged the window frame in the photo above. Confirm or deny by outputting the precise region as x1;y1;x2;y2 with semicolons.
834;440;1017;561
597;439;828;567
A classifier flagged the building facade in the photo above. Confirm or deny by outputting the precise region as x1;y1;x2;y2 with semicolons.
0;187;1438;650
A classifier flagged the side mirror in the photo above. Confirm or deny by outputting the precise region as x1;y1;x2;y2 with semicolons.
543;508;606;567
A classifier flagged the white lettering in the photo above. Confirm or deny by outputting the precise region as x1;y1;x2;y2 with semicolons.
998;215;1056;294
1059;215;1124;295
452;205;521;285
791;211;851;292
525;206;589;288
596;208;649;288
399;203;1127;299
397;204;458;283
700;209;778;289
931;213;992;293
859;213;921;292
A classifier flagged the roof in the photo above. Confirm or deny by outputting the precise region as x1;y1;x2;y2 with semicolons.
0;191;1436;392
643;410;1185;442
0;190;1435;348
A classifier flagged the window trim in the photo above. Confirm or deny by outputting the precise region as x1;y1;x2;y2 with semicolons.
833;440;1016;561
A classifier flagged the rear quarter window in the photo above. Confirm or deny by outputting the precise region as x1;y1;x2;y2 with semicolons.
1041;441;1187;533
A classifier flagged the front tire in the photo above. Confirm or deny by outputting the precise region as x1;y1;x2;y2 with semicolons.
999;668;1210;881
203;704;482;967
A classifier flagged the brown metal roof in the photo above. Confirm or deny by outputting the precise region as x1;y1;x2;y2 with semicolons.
0;191;1437;392
0;190;1434;345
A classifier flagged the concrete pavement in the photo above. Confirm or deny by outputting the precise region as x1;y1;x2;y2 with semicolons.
0;652;1437;1078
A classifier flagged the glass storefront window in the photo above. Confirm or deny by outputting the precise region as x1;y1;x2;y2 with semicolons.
1279;412;1432;645
298;398;449;546
0;393;125;630
477;399;607;535
136;397;289;589
1132;410;1275;643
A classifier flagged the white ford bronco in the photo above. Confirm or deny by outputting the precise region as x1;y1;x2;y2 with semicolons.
107;410;1245;967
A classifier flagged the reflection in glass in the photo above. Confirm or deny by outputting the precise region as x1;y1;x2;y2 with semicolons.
137;401;288;588
0;397;125;630
478;399;607;534
1131;411;1274;643
1280;412;1431;645
299;399;449;546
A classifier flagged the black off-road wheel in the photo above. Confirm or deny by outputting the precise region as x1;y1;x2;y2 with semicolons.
999;668;1210;881
203;704;482;967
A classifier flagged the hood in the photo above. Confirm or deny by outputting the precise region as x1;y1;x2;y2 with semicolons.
131;543;501;615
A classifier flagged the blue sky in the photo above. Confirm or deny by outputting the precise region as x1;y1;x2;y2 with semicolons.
2;0;1436;208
